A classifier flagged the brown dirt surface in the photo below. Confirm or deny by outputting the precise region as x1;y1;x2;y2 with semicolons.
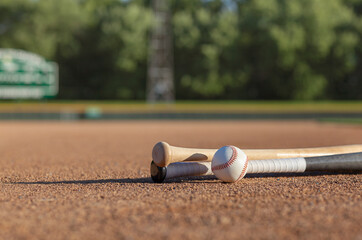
0;120;361;240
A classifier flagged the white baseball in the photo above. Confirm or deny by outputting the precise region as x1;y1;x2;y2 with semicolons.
211;146;248;183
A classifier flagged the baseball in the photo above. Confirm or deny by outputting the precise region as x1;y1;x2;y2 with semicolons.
211;146;248;183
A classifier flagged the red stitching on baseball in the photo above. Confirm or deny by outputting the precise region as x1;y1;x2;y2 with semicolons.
236;156;248;182
212;146;238;171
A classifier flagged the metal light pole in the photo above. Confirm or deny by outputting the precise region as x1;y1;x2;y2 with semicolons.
147;0;174;103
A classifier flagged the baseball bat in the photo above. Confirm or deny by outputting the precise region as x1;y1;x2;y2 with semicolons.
152;142;362;167
150;152;362;183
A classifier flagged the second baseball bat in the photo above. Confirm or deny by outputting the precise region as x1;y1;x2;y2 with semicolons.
152;142;362;167
151;152;362;183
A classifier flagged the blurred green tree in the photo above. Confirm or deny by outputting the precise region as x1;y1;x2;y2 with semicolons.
330;0;362;99
58;0;152;99
172;1;245;99
0;0;85;59
234;0;360;100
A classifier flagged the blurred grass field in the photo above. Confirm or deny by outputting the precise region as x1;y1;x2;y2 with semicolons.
318;118;362;124
0;100;362;113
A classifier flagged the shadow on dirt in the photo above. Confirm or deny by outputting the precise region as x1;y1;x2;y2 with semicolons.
11;177;153;185
162;171;361;183
8;171;360;185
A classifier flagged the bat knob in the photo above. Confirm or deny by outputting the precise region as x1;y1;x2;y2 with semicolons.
150;161;167;183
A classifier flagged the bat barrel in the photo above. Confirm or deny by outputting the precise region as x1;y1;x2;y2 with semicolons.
152;141;216;167
167;162;212;179
150;161;213;183
305;152;362;171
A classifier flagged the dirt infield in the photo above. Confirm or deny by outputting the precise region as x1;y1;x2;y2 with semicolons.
0;120;361;240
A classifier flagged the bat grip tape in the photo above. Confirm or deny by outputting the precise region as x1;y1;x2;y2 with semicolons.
247;158;306;173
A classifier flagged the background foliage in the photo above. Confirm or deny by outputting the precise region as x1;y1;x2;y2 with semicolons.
0;0;361;100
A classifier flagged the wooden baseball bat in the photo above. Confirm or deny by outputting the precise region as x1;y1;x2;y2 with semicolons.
150;152;362;183
152;142;362;167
